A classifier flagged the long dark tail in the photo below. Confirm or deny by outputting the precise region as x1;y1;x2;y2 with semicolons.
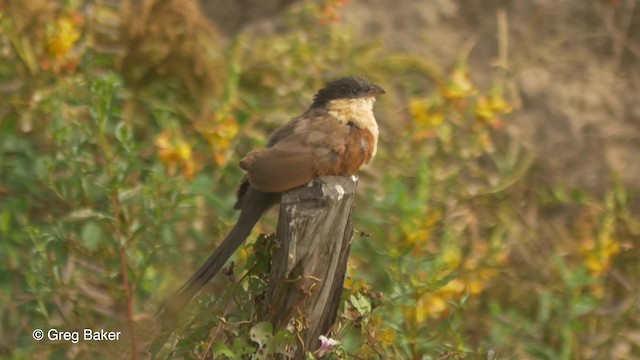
157;187;277;319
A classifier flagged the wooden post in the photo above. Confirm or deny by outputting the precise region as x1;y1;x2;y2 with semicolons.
261;176;357;357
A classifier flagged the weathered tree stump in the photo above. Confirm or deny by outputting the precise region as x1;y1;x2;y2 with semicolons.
261;176;357;357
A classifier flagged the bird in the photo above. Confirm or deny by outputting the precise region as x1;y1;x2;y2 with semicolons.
158;76;385;318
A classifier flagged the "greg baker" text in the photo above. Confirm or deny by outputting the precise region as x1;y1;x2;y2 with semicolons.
47;329;121;343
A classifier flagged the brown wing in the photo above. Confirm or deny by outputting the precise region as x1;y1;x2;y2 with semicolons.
239;112;375;194
240;138;316;193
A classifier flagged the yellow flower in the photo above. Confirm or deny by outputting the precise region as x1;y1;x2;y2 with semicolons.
474;97;494;122
348;278;369;293
463;268;496;295
410;98;444;128
155;131;201;179
417;292;450;321
176;141;192;161
404;228;430;251
156;132;191;163
182;158;199;180
581;236;621;275
440;65;477;100
488;92;513;114
377;328;396;347
47;16;81;60
441;245;462;269
200;115;240;166
441;278;466;295
476;87;512;124
466;278;485;295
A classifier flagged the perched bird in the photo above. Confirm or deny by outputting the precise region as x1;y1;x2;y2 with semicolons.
159;76;385;317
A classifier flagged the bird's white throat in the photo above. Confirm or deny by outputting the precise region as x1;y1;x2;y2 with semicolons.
326;97;379;157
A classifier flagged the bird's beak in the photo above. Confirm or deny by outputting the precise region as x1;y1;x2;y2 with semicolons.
367;84;386;97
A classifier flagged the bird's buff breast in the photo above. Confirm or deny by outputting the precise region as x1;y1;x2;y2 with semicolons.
326;97;379;157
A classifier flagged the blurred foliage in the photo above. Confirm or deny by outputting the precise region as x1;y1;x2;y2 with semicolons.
1;0;639;359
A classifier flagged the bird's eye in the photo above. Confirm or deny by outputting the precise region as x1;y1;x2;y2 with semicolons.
351;88;359;94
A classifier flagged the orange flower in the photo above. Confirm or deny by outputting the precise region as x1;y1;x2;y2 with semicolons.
155;131;201;180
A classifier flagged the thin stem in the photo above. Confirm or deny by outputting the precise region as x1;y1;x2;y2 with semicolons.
111;190;138;360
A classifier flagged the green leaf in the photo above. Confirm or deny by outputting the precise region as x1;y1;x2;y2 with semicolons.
273;329;295;356
250;321;274;358
571;296;599;319
247;322;293;358
1;209;10;233
115;121;132;144
231;337;254;357
350;294;372;315
212;341;235;359
68;208;111;221
81;221;105;251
